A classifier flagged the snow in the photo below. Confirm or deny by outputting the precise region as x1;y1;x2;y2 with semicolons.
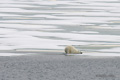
0;0;120;56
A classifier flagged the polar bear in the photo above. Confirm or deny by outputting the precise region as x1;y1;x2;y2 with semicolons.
64;45;82;54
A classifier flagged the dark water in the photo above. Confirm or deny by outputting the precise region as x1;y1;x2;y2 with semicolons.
0;0;120;54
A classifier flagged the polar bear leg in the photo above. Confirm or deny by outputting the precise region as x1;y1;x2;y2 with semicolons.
65;48;71;54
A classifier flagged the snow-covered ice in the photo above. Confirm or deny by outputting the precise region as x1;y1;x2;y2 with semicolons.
0;0;120;56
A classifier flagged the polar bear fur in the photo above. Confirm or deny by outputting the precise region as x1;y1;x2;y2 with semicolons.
64;45;82;54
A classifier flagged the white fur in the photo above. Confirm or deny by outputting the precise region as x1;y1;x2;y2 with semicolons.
64;45;82;54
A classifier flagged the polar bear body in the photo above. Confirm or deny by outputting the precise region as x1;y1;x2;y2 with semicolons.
65;45;82;54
